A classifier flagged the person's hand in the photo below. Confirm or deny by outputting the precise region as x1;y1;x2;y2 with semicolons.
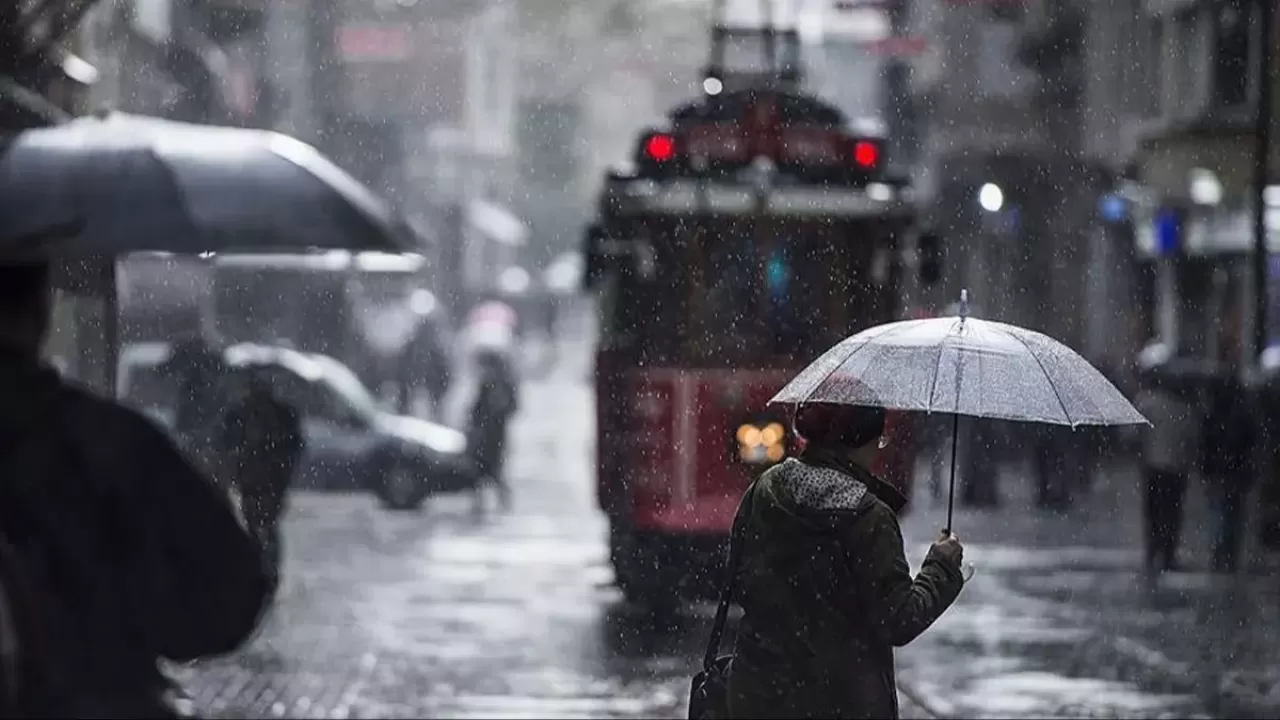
929;530;964;569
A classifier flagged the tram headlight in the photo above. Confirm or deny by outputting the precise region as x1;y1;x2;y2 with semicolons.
735;421;788;466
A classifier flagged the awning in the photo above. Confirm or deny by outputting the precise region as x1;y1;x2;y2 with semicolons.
467;199;528;247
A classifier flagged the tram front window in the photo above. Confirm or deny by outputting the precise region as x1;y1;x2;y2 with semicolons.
603;220;893;368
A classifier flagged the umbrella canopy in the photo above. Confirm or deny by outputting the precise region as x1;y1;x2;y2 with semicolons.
771;315;1147;428
0;112;417;259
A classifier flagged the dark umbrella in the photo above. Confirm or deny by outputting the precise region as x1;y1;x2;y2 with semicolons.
771;290;1148;532
0;111;417;257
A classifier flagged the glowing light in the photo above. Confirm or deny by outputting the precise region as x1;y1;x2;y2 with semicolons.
408;288;436;315
853;141;879;168
761;423;784;447
703;77;724;96
1188;168;1223;206
644;134;676;162
978;183;1004;213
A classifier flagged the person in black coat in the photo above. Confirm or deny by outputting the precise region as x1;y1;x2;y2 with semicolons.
1201;371;1255;573
217;372;305;594
467;348;518;510
0;262;270;717
727;402;965;719
397;314;453;417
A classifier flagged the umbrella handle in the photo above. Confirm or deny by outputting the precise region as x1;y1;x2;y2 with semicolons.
945;412;959;534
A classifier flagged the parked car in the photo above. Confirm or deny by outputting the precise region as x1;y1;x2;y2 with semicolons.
223;343;479;510
118;340;478;510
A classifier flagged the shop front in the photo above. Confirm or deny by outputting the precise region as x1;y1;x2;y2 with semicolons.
1131;187;1280;554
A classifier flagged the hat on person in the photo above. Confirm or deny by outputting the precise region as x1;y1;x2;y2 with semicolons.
793;401;886;450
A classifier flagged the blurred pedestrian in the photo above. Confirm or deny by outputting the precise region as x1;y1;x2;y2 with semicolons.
217;371;305;595
167;335;224;436
1202;312;1255;573
397;314;453;418
163;335;227;475
1202;372;1254;573
1134;351;1198;573
0;261;269;717
1032;426;1075;511
467;347;519;511
726;401;965;719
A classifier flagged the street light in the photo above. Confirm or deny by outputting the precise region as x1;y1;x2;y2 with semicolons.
978;183;1004;213
1189;168;1224;206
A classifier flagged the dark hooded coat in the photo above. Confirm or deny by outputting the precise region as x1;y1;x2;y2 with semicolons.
726;447;964;719
0;349;270;717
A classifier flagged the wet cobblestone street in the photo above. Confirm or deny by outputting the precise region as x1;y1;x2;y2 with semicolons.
176;343;1277;719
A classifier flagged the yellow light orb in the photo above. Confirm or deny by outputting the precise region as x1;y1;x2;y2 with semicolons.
761;423;784;447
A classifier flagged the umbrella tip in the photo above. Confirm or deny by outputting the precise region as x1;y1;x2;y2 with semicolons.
959;289;969;322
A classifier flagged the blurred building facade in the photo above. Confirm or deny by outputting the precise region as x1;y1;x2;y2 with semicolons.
901;0;1057;335
85;0;279;127
1122;0;1280;365
1118;0;1280;555
896;0;1154;381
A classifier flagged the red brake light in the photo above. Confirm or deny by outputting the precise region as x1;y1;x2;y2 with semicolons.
853;140;880;169
644;133;676;162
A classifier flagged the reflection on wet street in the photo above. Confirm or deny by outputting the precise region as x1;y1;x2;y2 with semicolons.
179;364;716;719
176;353;1266;719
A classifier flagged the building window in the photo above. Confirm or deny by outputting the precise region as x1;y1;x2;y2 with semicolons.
1212;0;1252;108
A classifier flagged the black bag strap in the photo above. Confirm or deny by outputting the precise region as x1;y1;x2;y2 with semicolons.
701;480;757;672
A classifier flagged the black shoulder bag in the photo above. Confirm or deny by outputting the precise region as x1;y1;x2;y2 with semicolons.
688;482;756;720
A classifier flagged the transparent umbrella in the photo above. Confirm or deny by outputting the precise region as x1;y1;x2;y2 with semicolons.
771;290;1149;531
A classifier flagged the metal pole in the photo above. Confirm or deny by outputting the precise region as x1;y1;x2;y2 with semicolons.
1249;0;1275;573
1253;0;1273;362
945;411;959;534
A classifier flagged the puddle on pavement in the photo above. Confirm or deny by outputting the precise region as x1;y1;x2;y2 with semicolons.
899;565;1213;719
957;672;1205;719
431;692;676;719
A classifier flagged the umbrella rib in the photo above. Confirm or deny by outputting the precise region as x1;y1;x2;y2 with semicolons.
806;321;921;402
1002;327;1074;427
925;318;961;412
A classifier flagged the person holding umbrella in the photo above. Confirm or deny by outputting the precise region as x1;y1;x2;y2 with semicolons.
691;292;1147;720
724;399;965;719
